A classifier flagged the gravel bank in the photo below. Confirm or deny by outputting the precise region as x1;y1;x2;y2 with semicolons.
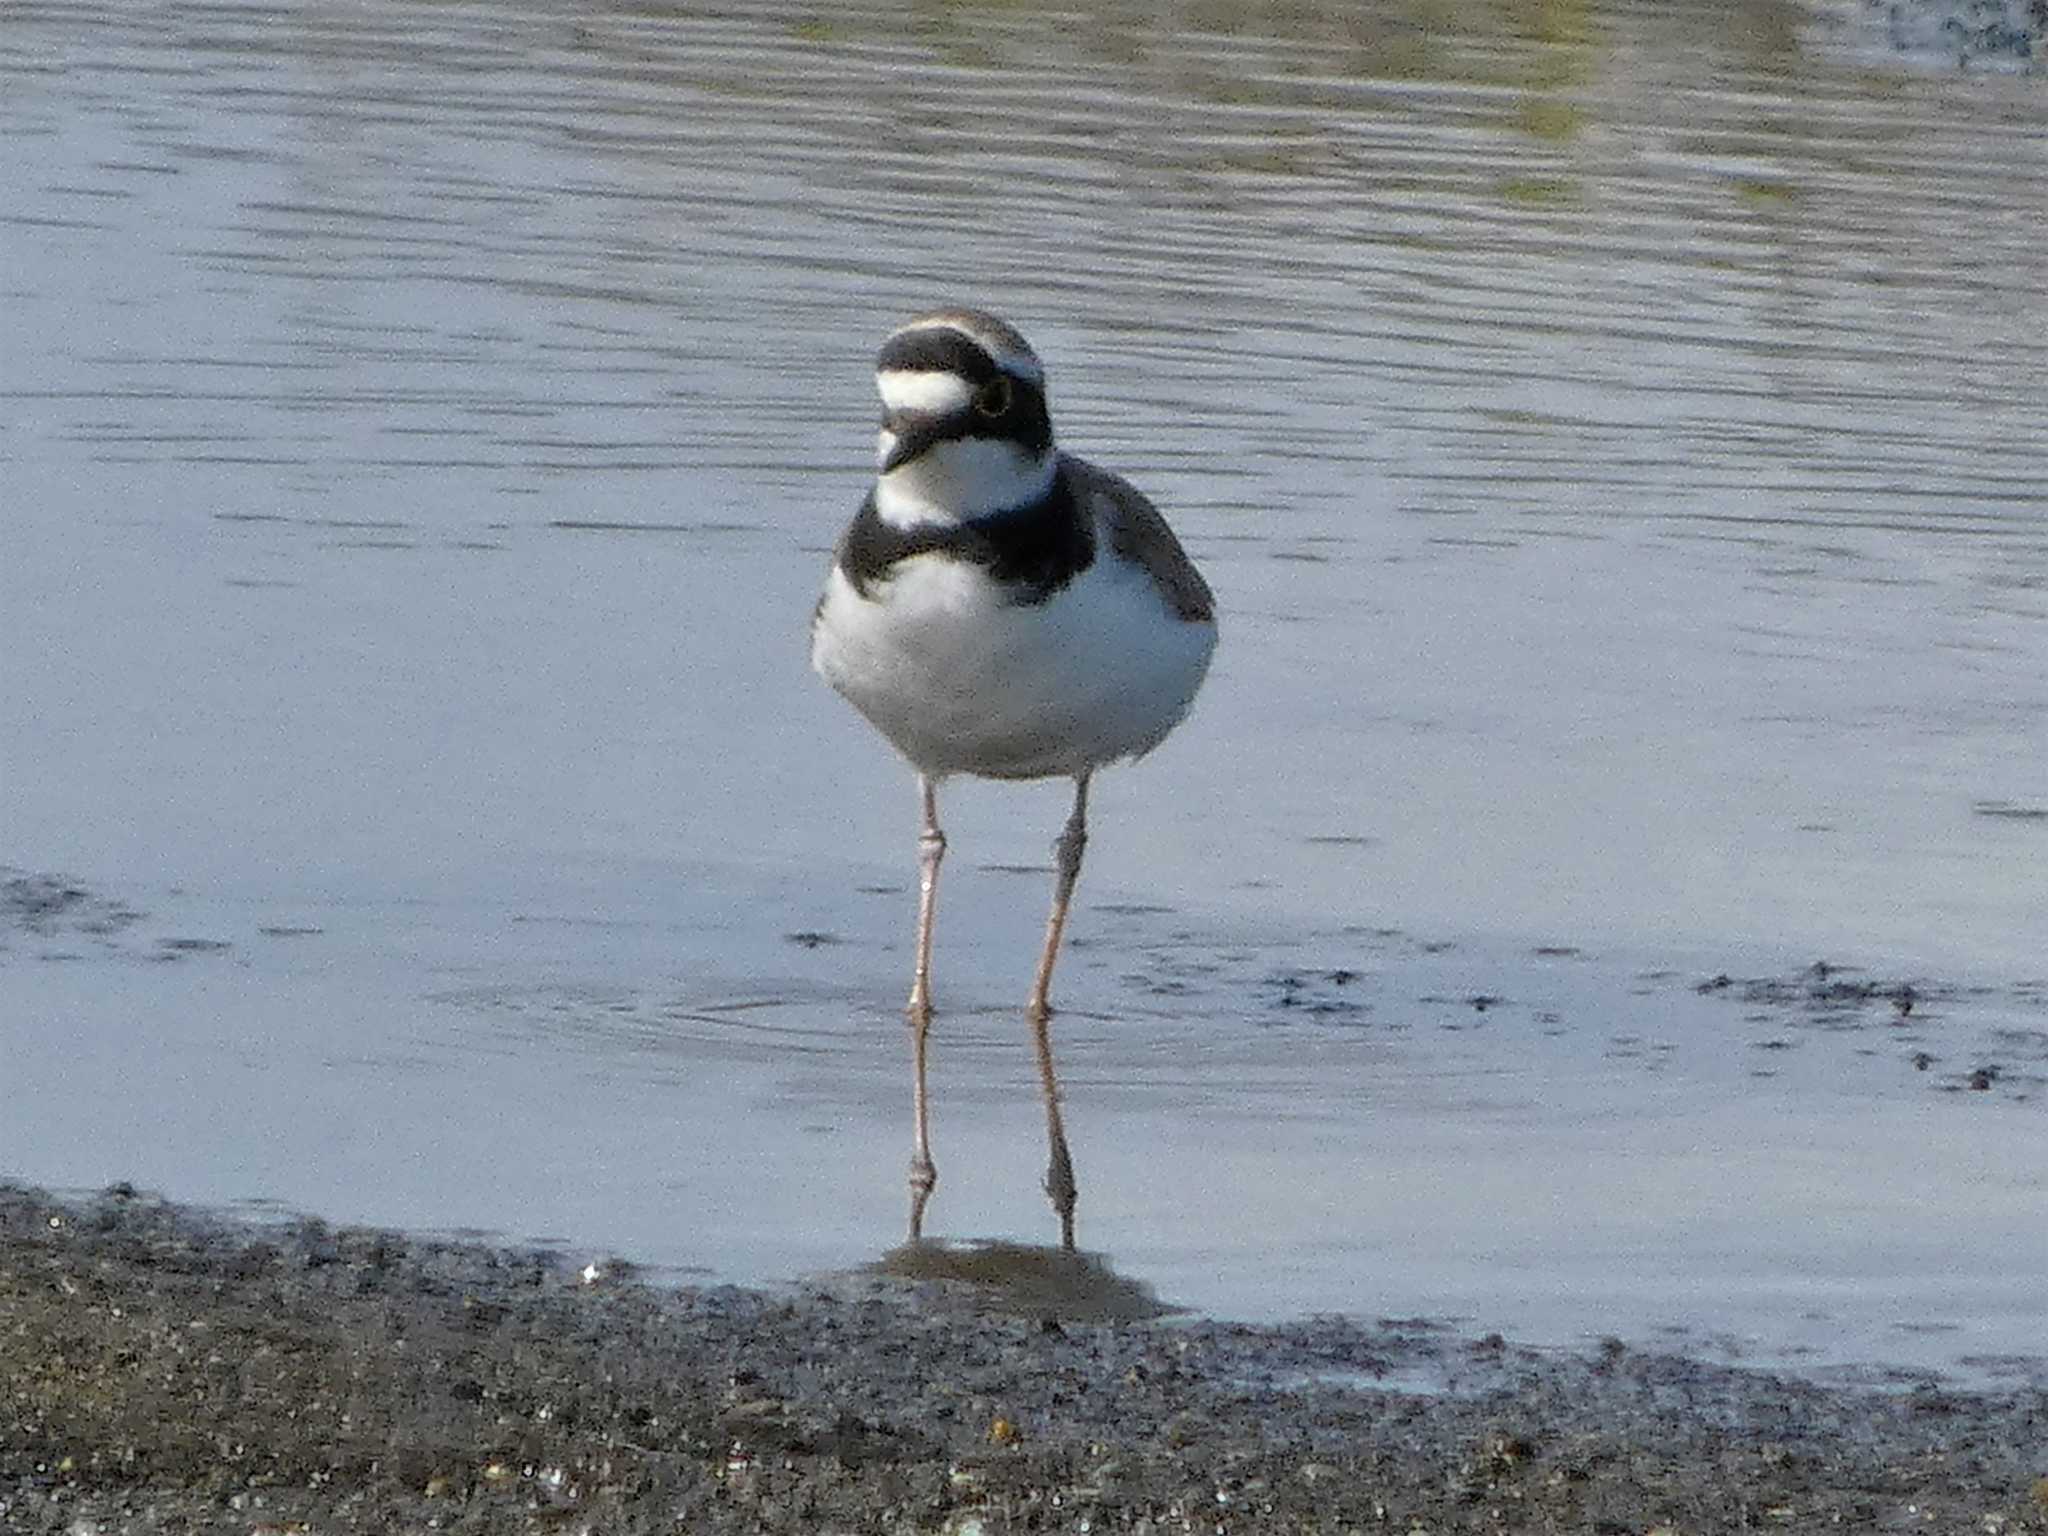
4;1182;2044;1535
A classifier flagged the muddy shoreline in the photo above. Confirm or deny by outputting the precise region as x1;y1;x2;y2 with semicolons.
4;1182;2043;1534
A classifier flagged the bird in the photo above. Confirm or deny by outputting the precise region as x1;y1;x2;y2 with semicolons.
810;308;1217;1249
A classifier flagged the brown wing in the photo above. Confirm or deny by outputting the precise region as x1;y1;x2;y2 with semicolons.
1066;456;1216;624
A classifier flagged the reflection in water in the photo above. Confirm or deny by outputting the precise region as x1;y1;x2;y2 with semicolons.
873;1238;1177;1324
901;981;1085;1255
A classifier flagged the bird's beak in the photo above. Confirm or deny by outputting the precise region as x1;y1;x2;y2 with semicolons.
878;410;951;475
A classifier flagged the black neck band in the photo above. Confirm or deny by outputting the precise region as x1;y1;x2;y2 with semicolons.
837;462;1095;606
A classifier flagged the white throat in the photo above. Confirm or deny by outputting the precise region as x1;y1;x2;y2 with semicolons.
873;437;1057;529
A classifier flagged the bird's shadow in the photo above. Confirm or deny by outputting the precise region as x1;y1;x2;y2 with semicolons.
869;1237;1179;1323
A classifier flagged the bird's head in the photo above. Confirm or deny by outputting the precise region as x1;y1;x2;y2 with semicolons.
872;309;1055;523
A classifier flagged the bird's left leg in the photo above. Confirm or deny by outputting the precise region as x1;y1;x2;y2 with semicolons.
906;773;944;1241
1026;772;1090;1250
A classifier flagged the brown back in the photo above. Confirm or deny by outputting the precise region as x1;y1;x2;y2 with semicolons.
1067;456;1215;624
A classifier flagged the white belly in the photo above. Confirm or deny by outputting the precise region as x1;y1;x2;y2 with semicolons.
811;552;1215;780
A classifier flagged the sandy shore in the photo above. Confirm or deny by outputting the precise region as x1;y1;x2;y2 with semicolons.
3;1182;2043;1535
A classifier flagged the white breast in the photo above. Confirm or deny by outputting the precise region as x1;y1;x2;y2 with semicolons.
812;547;1216;781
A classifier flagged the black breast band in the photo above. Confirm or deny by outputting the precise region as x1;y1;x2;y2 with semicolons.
837;464;1096;606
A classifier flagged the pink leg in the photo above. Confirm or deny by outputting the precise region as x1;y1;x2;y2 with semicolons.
906;775;943;1239
1026;774;1089;1249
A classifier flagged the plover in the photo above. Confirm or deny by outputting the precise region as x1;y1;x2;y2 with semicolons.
811;308;1217;1249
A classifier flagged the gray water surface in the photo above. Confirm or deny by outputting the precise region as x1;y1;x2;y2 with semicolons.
4;0;2046;1382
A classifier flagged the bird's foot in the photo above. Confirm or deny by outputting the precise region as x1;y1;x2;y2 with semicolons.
907;1154;936;1242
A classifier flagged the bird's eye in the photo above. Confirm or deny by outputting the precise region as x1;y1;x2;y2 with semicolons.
974;377;1012;418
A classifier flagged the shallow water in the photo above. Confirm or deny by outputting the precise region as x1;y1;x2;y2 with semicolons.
3;0;2045;1382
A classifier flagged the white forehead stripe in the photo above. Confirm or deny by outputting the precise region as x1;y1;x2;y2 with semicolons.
877;369;974;415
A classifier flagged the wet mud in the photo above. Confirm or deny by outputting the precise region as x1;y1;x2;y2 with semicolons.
5;1183;2046;1535
1864;0;2047;70
0;871;142;952
1689;961;2048;1103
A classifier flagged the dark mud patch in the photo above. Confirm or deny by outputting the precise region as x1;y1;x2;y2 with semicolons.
1262;966;1371;1020
1859;0;2047;71
870;1239;1177;1324
1692;960;1933;1018
1692;961;2048;1100
0;867;142;954
1975;799;2048;822
2;867;247;966
782;930;843;949
4;1182;2045;1534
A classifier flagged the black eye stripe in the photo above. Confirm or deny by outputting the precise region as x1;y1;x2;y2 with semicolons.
882;395;1053;462
876;368;1051;462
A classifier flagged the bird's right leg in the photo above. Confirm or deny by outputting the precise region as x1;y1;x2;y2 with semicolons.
906;773;944;1240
